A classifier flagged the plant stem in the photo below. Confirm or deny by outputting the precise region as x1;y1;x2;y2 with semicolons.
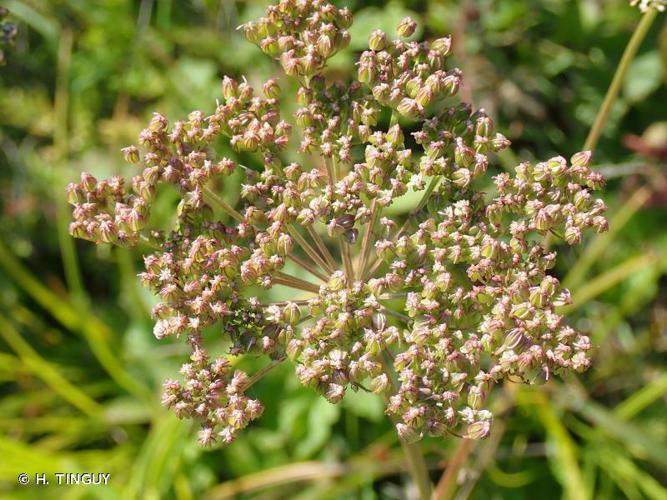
288;225;334;275
287;254;328;282
54;28;85;303
381;306;411;323
583;8;658;152
307;225;338;272
240;356;286;392
432;438;475;499
358;199;380;280
339;239;355;285
203;185;244;222
274;272;321;294
380;351;432;500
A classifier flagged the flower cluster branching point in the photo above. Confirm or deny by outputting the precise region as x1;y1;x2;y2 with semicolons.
67;0;606;445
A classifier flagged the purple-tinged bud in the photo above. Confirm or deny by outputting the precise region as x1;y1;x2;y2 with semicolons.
501;329;524;351
325;383;345;403
571;150;592;168
317;34;334;58
370;373;390;394
475;114;493;138
465;420;491;439
564;226;581;245
368;30;387;51
122;145;140;164
396;17;417;38
357;60;375;84
510;303;532;320
81;172;97;192
386;124;404;145
338;8;353;29
405;77;421;98
431;36;452;56
260;36;280;56
468;386;484;410
275;233;293;256
593;216;608;233
573;189;591;210
492;133;511;151
452;168;471;188
396;423;421;443
397;98;419;119
284;302;301;325
222;76;238;100
534;209;552;231
328;271;346;291
338;30;351;51
415;85;433;107
372;312;387;332
66;183;84;205
372;83;390;103
547;156;567;176
240;21;262;44
69;221;87;239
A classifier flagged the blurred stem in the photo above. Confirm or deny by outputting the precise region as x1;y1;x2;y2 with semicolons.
329;157;355;283
288;225;334;275
358;199;379;280
380;350;432;500
274;272;320;294
584;8;658;152
287;254;328;282
0;313;102;416
433;439;475;500
306;225;337;272
240;356;285;392
53;27;85;302
203;185;244;222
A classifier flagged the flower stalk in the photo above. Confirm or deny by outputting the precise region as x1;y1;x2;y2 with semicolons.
584;8;658;151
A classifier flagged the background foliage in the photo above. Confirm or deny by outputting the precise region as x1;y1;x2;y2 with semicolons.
0;0;666;498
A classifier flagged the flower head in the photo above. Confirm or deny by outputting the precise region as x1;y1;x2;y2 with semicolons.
67;0;606;444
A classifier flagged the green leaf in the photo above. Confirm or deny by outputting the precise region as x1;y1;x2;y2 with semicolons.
623;51;664;103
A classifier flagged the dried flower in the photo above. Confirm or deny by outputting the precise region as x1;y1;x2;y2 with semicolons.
68;0;606;445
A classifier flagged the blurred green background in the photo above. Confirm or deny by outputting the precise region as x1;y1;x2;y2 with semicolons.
0;0;666;498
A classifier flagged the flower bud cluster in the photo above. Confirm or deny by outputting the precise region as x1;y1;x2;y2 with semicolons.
68;1;607;446
487;152;607;245
372;156;600;438
286;273;400;402
162;343;263;445
241;0;352;77
358;26;459;120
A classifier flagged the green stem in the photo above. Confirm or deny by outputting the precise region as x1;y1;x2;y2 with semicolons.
274;272;321;294
287;254;328;282
54;28;85;302
358;199;380;280
307;225;338;272
288;225;335;275
240;356;286;392
583;8;658;152
380;351;432;500
203;185;244;222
